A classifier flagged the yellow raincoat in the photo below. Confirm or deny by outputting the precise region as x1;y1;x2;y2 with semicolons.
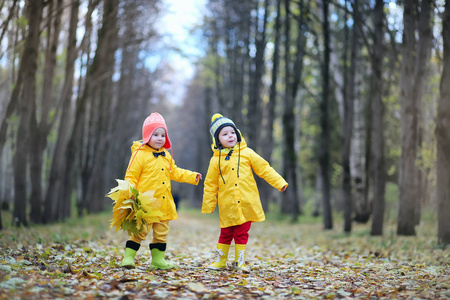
202;138;288;228
125;141;199;221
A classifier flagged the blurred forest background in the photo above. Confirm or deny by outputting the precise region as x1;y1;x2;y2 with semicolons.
0;0;449;244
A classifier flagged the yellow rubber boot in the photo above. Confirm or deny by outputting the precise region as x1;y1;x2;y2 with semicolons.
207;243;230;270
234;244;249;272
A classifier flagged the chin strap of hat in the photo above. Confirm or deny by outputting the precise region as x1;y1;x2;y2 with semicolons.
127;143;145;172
218;149;225;184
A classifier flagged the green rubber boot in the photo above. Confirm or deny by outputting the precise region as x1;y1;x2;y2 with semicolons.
150;243;176;270
120;241;140;269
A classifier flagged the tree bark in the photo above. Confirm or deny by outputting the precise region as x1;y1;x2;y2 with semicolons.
247;0;268;151
398;0;432;235
436;0;450;246
342;0;353;233
320;0;333;229
83;0;119;214
12;0;45;226
281;0;300;221
29;0;63;224
44;0;80;222
370;0;385;236
259;0;282;212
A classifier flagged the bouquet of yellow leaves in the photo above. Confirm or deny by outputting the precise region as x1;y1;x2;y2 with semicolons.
106;179;163;236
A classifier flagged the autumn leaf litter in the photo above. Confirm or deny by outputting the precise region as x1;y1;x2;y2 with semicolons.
0;211;448;299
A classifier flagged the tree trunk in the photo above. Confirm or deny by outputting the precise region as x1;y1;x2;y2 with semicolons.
260;0;281;212
398;0;432;235
12;0;44;226
319;0;333;229
436;0;450;246
370;0;385;236
342;0;353;233
281;0;300;221
29;0;63;224
247;0;268;151
83;0;118;214
397;0;418;236
413;0;433;226
0;1;22;159
44;0;80;222
62;0;98;222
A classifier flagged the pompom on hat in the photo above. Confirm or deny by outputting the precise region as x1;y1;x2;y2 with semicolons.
209;113;241;149
142;112;172;149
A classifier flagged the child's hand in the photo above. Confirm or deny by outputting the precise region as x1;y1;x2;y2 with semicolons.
196;173;203;182
281;185;287;192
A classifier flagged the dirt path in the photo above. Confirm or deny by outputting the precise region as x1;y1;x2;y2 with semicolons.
0;211;448;299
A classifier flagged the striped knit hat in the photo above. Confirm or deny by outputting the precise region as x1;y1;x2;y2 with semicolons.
209;113;241;149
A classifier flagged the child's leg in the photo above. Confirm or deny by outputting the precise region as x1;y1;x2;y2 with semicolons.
121;224;150;268
233;222;251;245
149;221;176;270
208;227;233;269
218;226;234;245
233;222;251;272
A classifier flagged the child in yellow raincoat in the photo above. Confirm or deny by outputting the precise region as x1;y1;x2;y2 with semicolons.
202;113;288;272
120;112;202;269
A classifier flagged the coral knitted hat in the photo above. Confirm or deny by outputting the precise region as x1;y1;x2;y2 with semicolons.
209;113;241;149
142;112;172;149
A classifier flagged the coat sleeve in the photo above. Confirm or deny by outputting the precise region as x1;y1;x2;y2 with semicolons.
202;157;219;213
250;149;288;191
169;158;199;185
124;151;141;188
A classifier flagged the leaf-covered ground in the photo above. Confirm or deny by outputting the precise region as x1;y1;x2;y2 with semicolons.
0;209;448;299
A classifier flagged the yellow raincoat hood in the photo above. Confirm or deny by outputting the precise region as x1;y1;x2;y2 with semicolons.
125;141;199;221
202;138;288;228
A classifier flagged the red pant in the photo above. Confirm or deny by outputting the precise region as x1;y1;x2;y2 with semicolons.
218;222;251;245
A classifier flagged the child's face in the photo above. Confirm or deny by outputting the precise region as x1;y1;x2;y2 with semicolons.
149;127;166;149
218;126;237;148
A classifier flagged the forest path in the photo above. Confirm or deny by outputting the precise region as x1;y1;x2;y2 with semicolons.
0;210;448;299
